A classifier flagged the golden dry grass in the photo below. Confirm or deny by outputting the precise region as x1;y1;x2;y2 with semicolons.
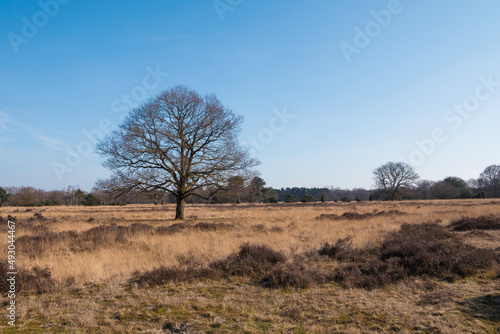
1;199;499;333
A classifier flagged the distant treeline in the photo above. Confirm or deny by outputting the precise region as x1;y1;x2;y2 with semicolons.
1;171;498;207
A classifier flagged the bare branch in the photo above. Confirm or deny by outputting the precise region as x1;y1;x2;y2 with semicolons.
96;85;259;219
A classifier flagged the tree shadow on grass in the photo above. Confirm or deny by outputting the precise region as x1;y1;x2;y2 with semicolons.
460;294;500;324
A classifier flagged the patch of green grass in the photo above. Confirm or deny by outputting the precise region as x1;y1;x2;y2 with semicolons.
291;327;308;334
153;305;168;314
333;313;355;325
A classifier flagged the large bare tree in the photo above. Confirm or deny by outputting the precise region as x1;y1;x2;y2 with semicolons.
479;164;500;198
96;85;259;219
373;162;419;201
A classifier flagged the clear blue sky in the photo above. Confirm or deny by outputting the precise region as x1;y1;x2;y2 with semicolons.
1;0;499;191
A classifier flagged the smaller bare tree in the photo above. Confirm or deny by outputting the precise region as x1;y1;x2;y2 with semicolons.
479;164;500;198
373;162;419;201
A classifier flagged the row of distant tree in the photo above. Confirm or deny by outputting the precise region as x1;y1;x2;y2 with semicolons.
1;163;498;207
370;162;499;201
0;186;103;207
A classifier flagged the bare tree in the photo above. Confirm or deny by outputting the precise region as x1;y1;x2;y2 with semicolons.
431;181;460;199
96;85;259;219
7;186;43;206
467;178;480;197
66;186;77;206
414;180;435;199
479;164;500;198
373;162;419;201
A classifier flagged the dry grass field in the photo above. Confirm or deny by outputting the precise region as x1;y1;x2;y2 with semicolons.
1;200;499;333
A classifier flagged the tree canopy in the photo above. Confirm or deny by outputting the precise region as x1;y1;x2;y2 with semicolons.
373;162;419;201
96;85;258;219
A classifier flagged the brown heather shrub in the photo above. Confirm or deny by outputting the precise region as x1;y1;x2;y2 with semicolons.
132;265;222;288
448;215;500;231
70;223;156;251
269;226;284;233
17;223;155;256
71;225;129;252
328;223;499;289
380;223;498;280
155;223;189;235
451;248;500;277
316;210;406;221
2;215;50;235
252;224;266;232
193;222;234;231
318;237;379;263
210;243;286;278
18;266;56;294
128;222;155;233
136;223;498;291
134;243;286;288
318;237;353;258
20;223;50;235
155;222;233;235
1;260;56;295
332;259;406;290
0;260;10;293
9;215;50;235
129;221;499;291
251;224;283;233
333;258;405;290
260;261;326;289
28;212;46;222
17;220;236;258
17;230;78;258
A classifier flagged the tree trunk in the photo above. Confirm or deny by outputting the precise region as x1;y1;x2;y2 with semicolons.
175;197;185;220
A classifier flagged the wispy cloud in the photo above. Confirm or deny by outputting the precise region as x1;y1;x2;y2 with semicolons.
36;134;72;153
0;111;16;132
0;110;71;153
0;119;9;130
